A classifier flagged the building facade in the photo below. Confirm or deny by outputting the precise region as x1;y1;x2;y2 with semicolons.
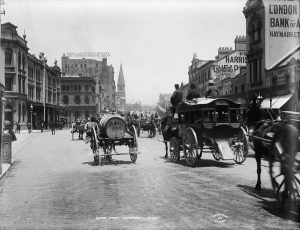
1;22;63;129
61;55;116;113
60;76;97;121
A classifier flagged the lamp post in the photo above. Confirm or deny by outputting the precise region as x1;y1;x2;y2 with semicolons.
30;104;33;133
39;52;47;127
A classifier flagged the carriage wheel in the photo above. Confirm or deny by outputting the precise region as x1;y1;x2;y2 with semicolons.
183;127;198;167
129;125;139;163
170;137;180;162
232;128;248;164
269;125;300;213
103;145;112;162
212;144;221;161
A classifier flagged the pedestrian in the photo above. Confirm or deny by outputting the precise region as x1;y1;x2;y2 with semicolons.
205;79;218;98
41;121;44;133
186;83;200;100
170;83;183;114
17;122;21;134
51;121;55;135
27;122;31;134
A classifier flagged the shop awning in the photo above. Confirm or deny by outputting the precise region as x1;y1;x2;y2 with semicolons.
261;94;293;109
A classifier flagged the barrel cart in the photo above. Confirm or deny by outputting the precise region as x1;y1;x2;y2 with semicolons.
92;114;140;165
164;98;248;166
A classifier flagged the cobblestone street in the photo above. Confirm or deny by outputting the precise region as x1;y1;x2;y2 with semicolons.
0;129;298;229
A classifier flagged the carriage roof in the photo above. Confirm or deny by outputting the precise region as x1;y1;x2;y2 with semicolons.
177;98;244;113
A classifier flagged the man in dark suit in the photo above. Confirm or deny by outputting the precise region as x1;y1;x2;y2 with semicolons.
170;84;183;114
186;83;200;100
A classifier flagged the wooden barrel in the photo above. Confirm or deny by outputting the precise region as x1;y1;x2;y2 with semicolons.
99;114;126;139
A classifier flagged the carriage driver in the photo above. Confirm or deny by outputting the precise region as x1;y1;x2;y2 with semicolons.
84;117;99;140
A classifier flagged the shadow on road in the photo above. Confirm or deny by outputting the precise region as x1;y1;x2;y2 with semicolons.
237;184;300;223
160;157;234;168
82;159;133;167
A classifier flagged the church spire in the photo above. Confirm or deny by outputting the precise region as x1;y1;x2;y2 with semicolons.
117;64;125;86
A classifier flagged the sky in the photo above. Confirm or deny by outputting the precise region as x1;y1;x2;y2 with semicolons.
2;0;247;105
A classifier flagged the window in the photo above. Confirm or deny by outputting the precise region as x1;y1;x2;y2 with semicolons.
5;78;13;91
62;95;69;105
18;52;22;69
248;15;262;44
85;85;89;91
5;48;13;66
18;77;22;93
36;88;41;101
61;85;65;91
18;104;21;122
74;95;81;104
22;53;26;70
28;86;34;100
272;77;277;86
84;95;89;104
22;104;25;122
285;74;290;84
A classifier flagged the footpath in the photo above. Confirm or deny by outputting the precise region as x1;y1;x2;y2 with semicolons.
0;129;50;180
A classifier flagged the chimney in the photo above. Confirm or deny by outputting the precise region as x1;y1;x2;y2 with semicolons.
234;35;246;51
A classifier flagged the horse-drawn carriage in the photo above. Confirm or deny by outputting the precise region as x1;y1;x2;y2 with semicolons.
138;117;156;137
90;114;140;165
247;106;300;214
163;98;248;166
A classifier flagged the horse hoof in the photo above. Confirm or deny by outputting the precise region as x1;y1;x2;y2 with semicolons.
255;184;261;191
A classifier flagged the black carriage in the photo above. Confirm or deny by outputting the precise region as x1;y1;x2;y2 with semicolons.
164;98;248;166
91;114;140;165
139;118;156;137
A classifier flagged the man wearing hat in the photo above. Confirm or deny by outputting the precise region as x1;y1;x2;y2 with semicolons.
170;84;183;114
205;79;218;98
186;83;200;100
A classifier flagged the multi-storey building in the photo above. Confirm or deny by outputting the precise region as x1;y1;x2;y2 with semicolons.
61;55;116;113
60;76;97;121
1;22;63;129
243;0;300;110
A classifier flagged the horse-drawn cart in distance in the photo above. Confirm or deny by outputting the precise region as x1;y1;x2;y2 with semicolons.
163;98;248;166
91;114;140;165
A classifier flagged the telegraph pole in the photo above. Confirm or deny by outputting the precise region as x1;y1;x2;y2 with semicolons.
39;52;47;127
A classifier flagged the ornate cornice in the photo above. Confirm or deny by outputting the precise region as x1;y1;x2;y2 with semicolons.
243;0;264;18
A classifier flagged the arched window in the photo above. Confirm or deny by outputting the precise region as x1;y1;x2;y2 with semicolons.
78;85;81;91
74;95;81;104
248;15;262;44
70;85;73;91
66;85;70;91
62;95;69;105
85;85;89;91
84;95;89;104
61;85;65;91
5;48;13;66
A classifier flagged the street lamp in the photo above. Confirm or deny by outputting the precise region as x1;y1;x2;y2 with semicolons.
30;104;33;133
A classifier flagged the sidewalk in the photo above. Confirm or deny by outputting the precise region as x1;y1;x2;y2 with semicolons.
0;129;47;180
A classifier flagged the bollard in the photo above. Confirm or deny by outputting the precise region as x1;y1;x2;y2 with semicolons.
1;133;12;164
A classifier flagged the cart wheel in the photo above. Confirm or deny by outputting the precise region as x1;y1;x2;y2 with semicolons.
183;127;198;167
212;145;221;161
269;125;300;213
232;128;248;164
129;125;139;163
170;137;180;162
